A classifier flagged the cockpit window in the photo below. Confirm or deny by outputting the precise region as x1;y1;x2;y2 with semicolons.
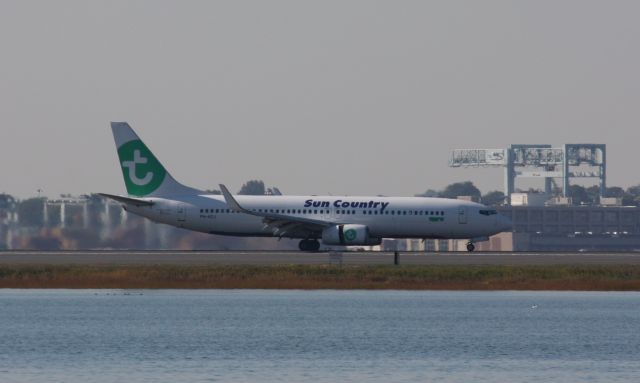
479;209;498;216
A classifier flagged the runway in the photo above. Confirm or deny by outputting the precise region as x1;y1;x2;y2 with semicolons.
1;250;640;266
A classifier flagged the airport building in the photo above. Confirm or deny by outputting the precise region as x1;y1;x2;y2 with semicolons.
384;204;640;252
449;144;640;251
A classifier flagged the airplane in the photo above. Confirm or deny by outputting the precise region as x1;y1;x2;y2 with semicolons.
100;122;512;252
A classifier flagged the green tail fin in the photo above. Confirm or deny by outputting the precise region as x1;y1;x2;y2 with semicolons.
111;122;201;197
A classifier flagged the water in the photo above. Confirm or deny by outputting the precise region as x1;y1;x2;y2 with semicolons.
0;290;639;382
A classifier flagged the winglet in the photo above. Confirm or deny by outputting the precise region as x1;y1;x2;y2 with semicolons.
219;184;245;212
219;184;331;228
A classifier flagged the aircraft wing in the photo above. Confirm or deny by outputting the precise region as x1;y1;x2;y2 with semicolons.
219;184;331;238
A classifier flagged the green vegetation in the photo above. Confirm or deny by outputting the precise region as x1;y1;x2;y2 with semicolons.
481;190;506;206
568;184;640;206
1;264;640;290
417;181;481;200
415;181;640;206
238;180;266;195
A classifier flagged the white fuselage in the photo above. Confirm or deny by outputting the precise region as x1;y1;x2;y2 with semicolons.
124;194;511;241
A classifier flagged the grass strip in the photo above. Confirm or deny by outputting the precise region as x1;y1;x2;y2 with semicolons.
0;264;640;290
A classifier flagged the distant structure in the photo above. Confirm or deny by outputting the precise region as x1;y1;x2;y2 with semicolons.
444;143;640;252
449;144;606;205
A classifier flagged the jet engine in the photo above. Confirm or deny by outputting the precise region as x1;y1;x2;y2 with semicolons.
321;224;381;246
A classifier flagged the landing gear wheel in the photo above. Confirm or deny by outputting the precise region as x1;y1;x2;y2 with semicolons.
299;239;321;252
466;242;475;252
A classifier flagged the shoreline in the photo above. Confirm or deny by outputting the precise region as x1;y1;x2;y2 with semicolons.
1;264;640;290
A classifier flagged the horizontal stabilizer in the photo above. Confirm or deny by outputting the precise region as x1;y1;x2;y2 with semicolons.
98;193;154;207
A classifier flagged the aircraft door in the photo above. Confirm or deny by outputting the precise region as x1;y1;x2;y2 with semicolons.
176;204;187;225
458;207;467;224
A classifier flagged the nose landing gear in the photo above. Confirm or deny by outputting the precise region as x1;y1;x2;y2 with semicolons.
299;239;320;252
466;242;475;252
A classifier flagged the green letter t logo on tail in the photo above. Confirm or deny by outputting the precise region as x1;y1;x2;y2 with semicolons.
117;140;166;196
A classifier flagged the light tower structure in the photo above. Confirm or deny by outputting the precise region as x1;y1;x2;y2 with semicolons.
449;144;606;205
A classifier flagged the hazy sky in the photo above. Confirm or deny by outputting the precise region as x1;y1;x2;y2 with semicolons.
1;1;639;199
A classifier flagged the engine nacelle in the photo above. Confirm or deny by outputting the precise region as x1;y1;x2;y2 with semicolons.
321;224;381;246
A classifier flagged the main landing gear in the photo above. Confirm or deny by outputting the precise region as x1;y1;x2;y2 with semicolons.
466;242;475;252
299;239;320;252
